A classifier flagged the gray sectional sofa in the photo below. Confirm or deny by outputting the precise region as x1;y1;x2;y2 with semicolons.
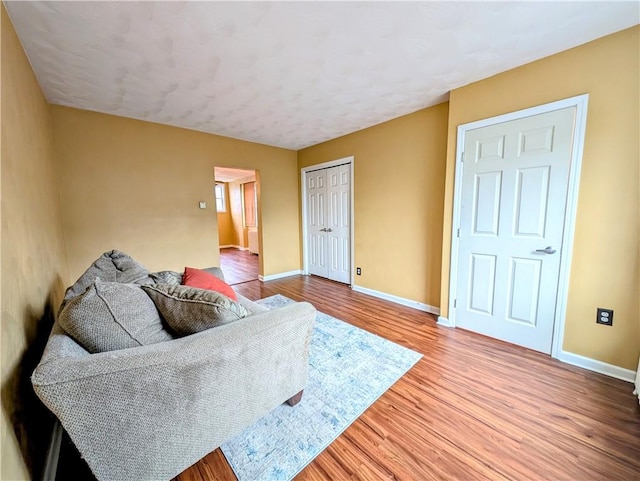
31;251;316;481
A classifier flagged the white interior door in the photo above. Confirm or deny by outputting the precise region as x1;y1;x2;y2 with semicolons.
326;164;351;283
305;164;351;284
456;107;576;353
306;170;328;278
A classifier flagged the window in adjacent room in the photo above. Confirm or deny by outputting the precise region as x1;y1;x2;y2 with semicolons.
214;183;226;212
243;182;257;227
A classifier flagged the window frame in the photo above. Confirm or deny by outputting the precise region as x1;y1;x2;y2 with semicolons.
214;183;226;213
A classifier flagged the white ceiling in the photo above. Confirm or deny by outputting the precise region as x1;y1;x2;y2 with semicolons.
5;1;639;150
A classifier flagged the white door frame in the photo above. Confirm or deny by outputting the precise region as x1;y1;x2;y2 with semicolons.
301;156;355;285
445;94;589;359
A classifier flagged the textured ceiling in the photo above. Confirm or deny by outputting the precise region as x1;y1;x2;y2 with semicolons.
5;1;639;150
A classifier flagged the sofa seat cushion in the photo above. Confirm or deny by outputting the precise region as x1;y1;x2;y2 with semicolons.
182;266;237;300
59;279;174;353
62;250;152;310
141;284;249;336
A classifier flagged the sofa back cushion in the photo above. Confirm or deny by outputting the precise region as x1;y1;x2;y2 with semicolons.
141;284;249;336
150;270;183;285
62;250;152;310
59;279;174;353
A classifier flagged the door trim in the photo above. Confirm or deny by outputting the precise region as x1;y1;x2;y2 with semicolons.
301;156;355;285
446;94;589;359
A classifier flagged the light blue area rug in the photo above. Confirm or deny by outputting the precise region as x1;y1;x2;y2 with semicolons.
220;294;422;481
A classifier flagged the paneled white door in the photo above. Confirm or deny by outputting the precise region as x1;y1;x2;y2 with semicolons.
326;164;351;283
305;164;351;284
456;107;576;353
306;169;328;278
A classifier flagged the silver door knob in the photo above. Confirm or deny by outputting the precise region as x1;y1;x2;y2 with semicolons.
535;246;556;254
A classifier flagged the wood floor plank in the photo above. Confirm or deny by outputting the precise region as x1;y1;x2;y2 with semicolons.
165;273;640;481
218;248;259;285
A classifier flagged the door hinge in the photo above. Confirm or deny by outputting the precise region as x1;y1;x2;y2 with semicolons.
453;299;457;308
457;228;460;238
461;152;465;162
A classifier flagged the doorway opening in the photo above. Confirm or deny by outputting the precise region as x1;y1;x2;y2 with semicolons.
214;167;260;285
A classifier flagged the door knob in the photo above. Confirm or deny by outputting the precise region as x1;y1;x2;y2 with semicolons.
326;228;333;233
535;246;556;254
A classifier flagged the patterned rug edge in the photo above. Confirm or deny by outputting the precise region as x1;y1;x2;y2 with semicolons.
221;294;423;481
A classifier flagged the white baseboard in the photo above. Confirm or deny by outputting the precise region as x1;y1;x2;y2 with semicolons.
259;270;303;282
43;420;63;481
220;245;248;251
351;285;440;315
558;350;636;383
437;316;452;327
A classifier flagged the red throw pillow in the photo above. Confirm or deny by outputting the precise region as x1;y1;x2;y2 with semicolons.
182;267;237;301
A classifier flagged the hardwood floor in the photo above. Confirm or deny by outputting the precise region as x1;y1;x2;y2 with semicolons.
176;275;640;481
219;248;259;285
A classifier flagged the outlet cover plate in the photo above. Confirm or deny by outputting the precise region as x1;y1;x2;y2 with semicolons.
596;307;613;326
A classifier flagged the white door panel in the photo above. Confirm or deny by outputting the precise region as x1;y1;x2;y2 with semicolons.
507;257;542;325
305;164;351;284
472;171;502;236
307;171;328;278
468;253;497;315
327;164;351;283
514;166;550;237
456;107;576;353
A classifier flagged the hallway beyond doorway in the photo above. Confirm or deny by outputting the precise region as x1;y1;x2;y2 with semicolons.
219;248;259;285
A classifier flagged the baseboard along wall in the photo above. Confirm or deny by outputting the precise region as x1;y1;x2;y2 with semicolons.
436;315;636;383
351;284;440;316
259;270;303;282
42;420;63;481
558;350;636;383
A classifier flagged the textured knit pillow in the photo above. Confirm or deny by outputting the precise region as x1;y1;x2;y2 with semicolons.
141;284;249;336
182;266;237;300
61;250;151;310
150;270;183;286
59;279;174;353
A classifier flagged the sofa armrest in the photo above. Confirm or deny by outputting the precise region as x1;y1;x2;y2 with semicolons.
32;301;315;481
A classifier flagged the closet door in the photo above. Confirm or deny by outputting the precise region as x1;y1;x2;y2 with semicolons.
326;164;351;283
305;164;351;284
306;170;328;278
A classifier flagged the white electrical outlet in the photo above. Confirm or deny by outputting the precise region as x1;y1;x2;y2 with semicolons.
199;201;206;209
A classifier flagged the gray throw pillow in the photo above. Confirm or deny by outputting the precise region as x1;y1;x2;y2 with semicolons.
59;279;174;353
61;250;151;310
141;284;249;336
150;270;183;286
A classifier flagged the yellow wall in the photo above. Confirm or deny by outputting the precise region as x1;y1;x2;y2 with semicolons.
440;26;640;369
51;106;300;281
1;6;69;479
299;103;449;307
216;182;235;246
